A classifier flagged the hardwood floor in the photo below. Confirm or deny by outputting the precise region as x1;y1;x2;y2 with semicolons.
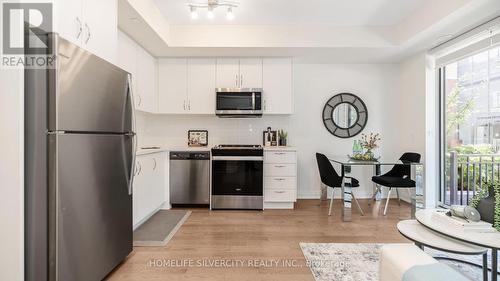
107;199;411;281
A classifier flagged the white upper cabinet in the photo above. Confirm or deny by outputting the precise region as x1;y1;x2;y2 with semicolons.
239;58;263;88
117;31;137;96
136;48;158;113
216;58;262;88
54;0;117;64
188;58;216;114
216;58;240;88
158;57;291;115
82;0;117;63
118;31;158;113
54;0;83;46
263;58;293;114
158;59;188;114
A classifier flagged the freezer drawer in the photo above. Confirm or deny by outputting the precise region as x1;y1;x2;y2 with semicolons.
48;35;132;133
48;133;133;281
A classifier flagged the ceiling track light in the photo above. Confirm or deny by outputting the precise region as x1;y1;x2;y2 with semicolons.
207;6;214;19
188;0;239;20
190;6;198;19
226;7;234;20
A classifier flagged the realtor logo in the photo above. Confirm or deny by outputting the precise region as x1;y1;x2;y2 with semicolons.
2;2;52;55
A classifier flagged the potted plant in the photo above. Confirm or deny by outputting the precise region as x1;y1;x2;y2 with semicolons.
470;182;500;231
278;130;288;146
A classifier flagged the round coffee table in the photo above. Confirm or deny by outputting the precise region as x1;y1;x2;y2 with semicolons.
413;209;500;281
398;220;489;280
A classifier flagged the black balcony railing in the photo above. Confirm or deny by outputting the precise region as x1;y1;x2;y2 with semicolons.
447;152;500;205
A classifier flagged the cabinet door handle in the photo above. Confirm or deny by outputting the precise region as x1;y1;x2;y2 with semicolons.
75;17;82;39
84;23;91;44
152;158;157;170
274;152;285;155
274;191;286;194
235;74;238;87
183;100;186;110
274;178;285;181
135;161;142;175
275;165;286;168
188;100;191;110
264;99;267;110
240;74;243;87
137;95;142;106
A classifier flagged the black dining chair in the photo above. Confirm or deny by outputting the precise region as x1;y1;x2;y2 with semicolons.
371;152;421;216
316;153;364;216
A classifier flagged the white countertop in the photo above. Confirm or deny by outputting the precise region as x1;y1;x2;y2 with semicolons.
168;146;211;152
136;145;211;156
263;146;296;151
137;145;296;156
136;146;169;156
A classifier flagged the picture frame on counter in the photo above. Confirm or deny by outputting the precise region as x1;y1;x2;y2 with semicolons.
188;130;208;147
263;130;278;147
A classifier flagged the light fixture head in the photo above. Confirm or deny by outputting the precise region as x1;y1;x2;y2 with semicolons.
226;7;234;20
190;6;198;19
188;1;238;20
207;6;214;19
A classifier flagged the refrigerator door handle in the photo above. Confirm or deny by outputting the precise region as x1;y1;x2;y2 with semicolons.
127;74;137;195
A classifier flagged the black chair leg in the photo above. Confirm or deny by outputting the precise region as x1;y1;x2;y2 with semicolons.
396;188;401;206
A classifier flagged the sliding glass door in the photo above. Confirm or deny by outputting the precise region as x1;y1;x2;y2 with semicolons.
440;46;500;205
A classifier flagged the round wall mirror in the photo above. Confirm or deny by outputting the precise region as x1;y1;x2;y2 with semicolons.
322;93;368;138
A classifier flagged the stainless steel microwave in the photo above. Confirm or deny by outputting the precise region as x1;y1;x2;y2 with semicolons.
215;88;263;118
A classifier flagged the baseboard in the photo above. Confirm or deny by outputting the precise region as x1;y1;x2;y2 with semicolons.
297;190;407;200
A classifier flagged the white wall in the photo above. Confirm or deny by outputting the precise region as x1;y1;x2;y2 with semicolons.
396;54;428;203
396;52;438;208
0;68;24;280
398;54;426;154
140;63;426;199
290;63;407;198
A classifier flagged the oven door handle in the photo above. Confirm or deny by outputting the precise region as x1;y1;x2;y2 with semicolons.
212;156;263;161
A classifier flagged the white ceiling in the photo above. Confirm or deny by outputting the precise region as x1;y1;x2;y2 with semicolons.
154;0;427;26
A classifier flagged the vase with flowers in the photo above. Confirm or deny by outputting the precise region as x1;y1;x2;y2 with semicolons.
360;133;381;160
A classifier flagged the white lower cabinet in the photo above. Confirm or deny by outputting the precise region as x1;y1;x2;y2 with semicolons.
133;152;166;229
263;149;297;209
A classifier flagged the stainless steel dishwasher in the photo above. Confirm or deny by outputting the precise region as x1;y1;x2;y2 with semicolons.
169;151;210;206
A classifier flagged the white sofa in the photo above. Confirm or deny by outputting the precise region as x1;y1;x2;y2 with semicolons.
380;244;437;281
379;244;470;281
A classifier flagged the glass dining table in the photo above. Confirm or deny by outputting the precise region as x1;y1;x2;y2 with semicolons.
328;155;424;222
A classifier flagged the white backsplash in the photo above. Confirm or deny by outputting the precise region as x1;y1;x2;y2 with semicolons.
136;112;292;148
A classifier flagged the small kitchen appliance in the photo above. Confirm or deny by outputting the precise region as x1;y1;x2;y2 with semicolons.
215;88;263;118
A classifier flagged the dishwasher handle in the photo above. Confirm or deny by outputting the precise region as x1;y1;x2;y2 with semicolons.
170;151;210;160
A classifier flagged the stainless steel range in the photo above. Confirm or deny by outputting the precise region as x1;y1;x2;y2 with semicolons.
211;145;264;210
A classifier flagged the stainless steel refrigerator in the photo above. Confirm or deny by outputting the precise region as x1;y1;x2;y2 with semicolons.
25;33;136;281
